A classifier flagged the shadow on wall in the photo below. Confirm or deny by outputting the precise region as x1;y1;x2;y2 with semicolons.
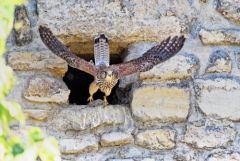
63;55;122;105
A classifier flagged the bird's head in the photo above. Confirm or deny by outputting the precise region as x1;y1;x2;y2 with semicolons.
98;70;114;82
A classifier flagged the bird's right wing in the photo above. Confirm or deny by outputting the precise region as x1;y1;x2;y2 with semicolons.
111;36;185;79
39;26;97;76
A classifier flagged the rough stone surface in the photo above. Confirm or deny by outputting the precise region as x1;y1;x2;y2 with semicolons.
24;74;70;103
7;51;68;76
37;0;189;54
52;105;129;131
59;135;98;154
205;50;231;73
199;29;240;46
109;159;134;161
195;76;240;121
237;53;240;70
14;5;33;46
207;152;240;161
184;119;236;149
24;109;48;121
135;129;175;150
76;154;103;161
100;132;133;147
217;0;240;24
131;82;190;123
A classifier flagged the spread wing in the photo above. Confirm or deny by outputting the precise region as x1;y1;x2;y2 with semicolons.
94;34;110;66
111;36;185;78
39;26;97;76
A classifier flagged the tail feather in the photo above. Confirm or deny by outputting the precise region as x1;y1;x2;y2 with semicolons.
94;33;110;66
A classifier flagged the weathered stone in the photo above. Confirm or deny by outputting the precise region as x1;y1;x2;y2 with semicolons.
14;5;32;46
184;119;236;149
108;159;134;161
38;0;188;54
199;29;240;46
131;82;190;123
24;109;48;121
59;135;98;154
237;52;240;70
205;50;231;73
52;105;129;131
7;51;68;77
195;76;240;121
135;129;175;150
139;158;155;161
118;146;151;159
207;152;240;161
174;148;196;161
76;154;103;161
24;74;70;103
100;132;133;147
217;0;240;24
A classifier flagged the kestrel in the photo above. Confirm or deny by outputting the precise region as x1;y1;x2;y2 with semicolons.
39;26;185;105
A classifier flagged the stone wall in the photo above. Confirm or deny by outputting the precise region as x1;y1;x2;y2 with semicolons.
5;0;240;160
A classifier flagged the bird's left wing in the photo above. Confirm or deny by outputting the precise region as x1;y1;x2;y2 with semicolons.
111;36;185;79
39;26;97;76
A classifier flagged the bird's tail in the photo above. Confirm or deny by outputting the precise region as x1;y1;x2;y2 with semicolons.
94;34;110;66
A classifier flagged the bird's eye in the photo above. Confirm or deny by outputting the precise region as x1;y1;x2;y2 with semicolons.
100;71;106;79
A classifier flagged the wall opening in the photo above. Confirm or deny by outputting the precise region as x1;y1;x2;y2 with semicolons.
63;54;122;105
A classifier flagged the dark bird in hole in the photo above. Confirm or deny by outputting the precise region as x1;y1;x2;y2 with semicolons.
39;26;185;105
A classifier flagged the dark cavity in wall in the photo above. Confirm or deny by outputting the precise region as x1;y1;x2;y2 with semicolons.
63;54;122;105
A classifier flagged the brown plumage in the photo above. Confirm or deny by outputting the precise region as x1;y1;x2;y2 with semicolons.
39;26;185;105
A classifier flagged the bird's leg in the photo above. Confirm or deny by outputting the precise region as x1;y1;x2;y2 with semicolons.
87;81;99;103
103;90;111;106
103;95;109;106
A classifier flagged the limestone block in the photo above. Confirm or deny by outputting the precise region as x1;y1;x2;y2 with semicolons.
38;0;188;54
139;159;155;161
24;109;48;121
199;29;240;45
135;129;175;150
173;148;196;161
100;132;133;147
117;146;151;159
217;0;240;24
59;135;98;154
131;82;190;123
14;5;32;46
205;50;231;73
52;105;128;131
108;159;134;161
195;75;240;121
184;119;236;149
7;51;68;77
76;154;103;161
237;53;240;70
24;74;70;103
207;152;240;161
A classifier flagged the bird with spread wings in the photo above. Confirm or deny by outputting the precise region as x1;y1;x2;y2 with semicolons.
39;26;185;105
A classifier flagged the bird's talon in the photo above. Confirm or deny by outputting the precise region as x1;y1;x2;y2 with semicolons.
87;96;93;103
